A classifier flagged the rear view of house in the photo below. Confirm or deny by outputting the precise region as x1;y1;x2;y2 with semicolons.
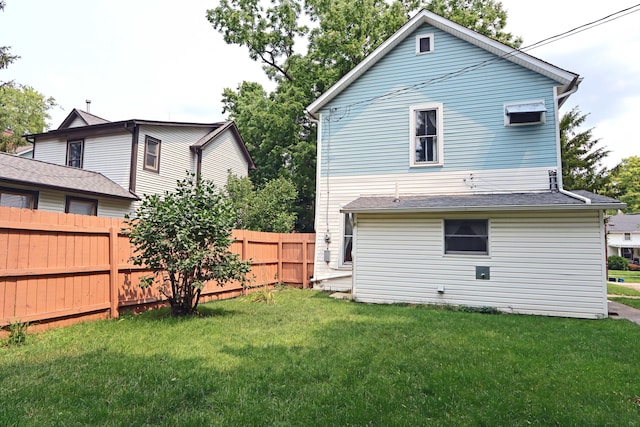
306;10;623;319
0;109;254;217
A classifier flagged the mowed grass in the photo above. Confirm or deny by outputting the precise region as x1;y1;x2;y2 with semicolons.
608;269;640;283
608;282;640;297
610;298;640;310
2;289;640;426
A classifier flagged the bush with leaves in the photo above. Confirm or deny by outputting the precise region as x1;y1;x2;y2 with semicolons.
124;175;251;316
608;255;629;271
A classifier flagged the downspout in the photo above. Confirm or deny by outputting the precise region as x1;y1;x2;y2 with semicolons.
553;78;590;204
129;123;139;193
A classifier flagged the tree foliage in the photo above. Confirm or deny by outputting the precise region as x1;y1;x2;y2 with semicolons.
0;1;19;83
124;175;251;316
208;0;521;231
608;156;640;213
560;107;610;193
0;85;56;152
226;174;298;232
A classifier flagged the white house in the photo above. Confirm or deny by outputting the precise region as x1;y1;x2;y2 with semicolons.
306;10;623;319
607;213;640;264
0;109;254;217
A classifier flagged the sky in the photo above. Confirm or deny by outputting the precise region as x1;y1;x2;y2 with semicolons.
1;0;639;168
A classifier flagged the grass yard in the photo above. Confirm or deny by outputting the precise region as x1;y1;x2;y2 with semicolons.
608;269;640;283
2;289;640;426
608;282;640;297
610;298;640;310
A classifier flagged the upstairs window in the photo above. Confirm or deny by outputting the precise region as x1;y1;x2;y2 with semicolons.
444;219;489;255
0;187;38;209
504;101;546;126
625;233;631;241
144;136;161;172
410;103;444;166
67;140;84;168
415;33;434;54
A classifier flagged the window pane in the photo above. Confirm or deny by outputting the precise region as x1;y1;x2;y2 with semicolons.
145;153;157;168
444;220;488;254
68;200;97;216
343;213;353;263
147;141;157;155
419;37;430;52
415;111;426;136
426;110;437;134
0;193;32;208
68;142;82;168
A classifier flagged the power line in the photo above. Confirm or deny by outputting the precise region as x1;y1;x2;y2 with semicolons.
327;3;640;117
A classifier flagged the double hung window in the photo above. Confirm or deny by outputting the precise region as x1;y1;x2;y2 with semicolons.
410;103;443;166
67;140;84;168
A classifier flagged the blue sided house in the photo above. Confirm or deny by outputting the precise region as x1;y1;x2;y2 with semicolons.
306;10;624;319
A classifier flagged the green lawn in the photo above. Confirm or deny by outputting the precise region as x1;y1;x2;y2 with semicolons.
2;289;640;426
608;269;640;283
610;297;640;310
608;282;640;297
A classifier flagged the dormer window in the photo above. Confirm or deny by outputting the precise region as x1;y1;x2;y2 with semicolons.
504;101;546;126
416;33;434;54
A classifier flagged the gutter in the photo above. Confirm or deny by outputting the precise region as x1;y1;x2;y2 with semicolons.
558;188;591;204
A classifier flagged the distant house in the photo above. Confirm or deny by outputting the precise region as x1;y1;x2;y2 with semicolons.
14;144;33;158
306;10;623;319
0;109;254;217
607;213;640;264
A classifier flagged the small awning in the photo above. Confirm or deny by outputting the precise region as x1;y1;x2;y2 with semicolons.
505;102;547;114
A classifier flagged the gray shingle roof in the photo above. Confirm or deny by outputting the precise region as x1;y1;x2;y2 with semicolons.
342;190;624;213
0;153;138;200
607;213;640;233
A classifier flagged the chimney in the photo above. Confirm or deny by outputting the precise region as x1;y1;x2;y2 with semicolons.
86;99;91;113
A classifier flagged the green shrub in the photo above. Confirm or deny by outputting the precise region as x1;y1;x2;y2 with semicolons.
608;256;629;271
5;320;28;346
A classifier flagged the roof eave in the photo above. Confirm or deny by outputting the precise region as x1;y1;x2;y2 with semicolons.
0;176;139;201
342;202;625;214
307;9;578;114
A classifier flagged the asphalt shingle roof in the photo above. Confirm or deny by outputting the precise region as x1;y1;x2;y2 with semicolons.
342;190;623;213
607;213;640;233
0;153;138;200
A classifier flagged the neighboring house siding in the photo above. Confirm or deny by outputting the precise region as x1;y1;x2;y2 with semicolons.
352;210;606;319
134;126;206;197
318;23;559;179
68;117;87;128
33;133;132;188
200;130;250;188
82;133;132;187
33;138;66;165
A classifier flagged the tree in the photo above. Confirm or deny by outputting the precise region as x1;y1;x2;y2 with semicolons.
123;175;251;316
608;156;640;213
0;1;19;83
208;0;521;231
559;107;610;192
226;174;298;232
0;85;56;152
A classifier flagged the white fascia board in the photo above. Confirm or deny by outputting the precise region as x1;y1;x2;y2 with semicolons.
307;10;579;114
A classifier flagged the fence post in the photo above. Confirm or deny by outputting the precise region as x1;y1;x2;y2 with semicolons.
109;222;119;319
277;234;283;285
302;237;308;289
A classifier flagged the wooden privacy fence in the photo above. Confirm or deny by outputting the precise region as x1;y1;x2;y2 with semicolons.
0;206;315;330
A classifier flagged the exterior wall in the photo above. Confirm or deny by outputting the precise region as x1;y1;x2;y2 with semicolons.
352;210;607;319
68;117;87;128
200;130;250;188
33;132;132;188
134;125;209;197
313;23;565;287
0;181;132;217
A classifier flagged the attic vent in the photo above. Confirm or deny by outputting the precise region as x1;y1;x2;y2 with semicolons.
504;101;546;126
415;33;434;54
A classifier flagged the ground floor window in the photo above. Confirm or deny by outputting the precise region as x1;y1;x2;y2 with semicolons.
444;219;488;255
343;213;353;264
0;187;38;209
65;196;98;216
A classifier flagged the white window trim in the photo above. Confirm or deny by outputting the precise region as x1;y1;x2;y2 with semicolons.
409;102;444;167
504;100;546;127
340;212;354;267
415;33;434;55
624;233;631;241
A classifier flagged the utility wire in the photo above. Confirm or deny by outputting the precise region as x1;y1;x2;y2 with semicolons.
326;3;640;118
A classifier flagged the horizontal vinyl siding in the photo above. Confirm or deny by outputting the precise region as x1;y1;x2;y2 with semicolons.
33;133;132;188
200;130;249;188
21;187;132;217
319;23;559;178
82;133;132;187
134;126;208;197
353;210;607;319
312;167;554;288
